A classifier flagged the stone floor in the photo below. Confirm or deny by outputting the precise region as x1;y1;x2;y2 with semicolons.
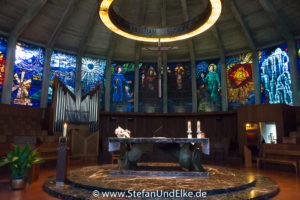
0;162;299;200
43;163;279;199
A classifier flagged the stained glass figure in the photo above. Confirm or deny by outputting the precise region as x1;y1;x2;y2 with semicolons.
110;62;135;112
196;59;221;112
168;62;192;112
139;63;162;113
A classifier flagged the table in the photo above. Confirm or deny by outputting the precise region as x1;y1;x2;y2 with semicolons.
108;137;209;172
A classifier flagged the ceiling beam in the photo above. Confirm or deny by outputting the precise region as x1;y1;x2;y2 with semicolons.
161;0;167;27
259;0;294;41
212;26;228;111
46;0;80;48
10;0;48;39
180;0;197;112
212;26;225;58
77;1;100;55
231;0;256;51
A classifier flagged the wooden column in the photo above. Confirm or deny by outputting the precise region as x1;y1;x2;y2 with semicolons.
189;43;197;113
1;38;17;104
287;40;299;106
163;53;168;113
40;47;53;108
161;0;168;113
75;55;82;94
134;45;141;112
252;51;261;104
105;58;112;112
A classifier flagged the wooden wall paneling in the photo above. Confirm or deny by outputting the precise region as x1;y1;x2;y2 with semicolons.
282;106;296;137
98;111;238;163
295;107;300;125
237;104;297;154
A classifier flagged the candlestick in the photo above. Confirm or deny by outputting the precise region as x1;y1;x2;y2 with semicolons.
197;120;201;132
187;121;191;132
63;123;67;137
197;132;201;139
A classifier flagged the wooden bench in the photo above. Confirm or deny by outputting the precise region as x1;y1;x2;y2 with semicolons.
0;143;12;159
38;146;58;162
257;144;300;176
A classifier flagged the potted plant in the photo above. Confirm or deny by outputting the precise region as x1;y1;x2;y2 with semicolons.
0;143;44;190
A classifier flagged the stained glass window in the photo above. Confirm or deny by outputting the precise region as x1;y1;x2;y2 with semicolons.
49;51;76;101
0;39;7;101
110;62;136;112
168;62;192;112
139;63;163;113
226;53;255;110
196;59;222;112
259;44;293;105
81;57;106;110
11;43;44;107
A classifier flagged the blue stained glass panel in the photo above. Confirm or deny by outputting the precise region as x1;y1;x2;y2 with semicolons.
110;62;137;112
49;51;76;101
11;43;44;107
81;57;106;110
259;44;293;105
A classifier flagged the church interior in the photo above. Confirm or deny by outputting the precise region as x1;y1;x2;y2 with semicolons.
0;0;300;199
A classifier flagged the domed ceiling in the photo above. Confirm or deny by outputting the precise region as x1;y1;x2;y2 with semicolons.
0;0;299;62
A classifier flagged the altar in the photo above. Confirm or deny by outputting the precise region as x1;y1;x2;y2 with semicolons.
108;137;209;172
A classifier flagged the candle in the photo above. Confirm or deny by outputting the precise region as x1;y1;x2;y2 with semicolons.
197;121;201;132
63;123;67;137
188;121;191;132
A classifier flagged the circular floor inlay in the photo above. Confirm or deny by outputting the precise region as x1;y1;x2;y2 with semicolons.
67;163;256;192
44;163;280;200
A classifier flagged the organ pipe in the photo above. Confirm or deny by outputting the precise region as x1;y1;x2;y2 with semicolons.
52;77;100;133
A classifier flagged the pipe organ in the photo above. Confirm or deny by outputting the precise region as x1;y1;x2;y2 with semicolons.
52;77;100;133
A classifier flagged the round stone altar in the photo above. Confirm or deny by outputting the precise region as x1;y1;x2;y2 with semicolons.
43;163;279;199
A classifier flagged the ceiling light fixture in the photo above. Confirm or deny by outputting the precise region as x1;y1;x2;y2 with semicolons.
99;0;222;43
